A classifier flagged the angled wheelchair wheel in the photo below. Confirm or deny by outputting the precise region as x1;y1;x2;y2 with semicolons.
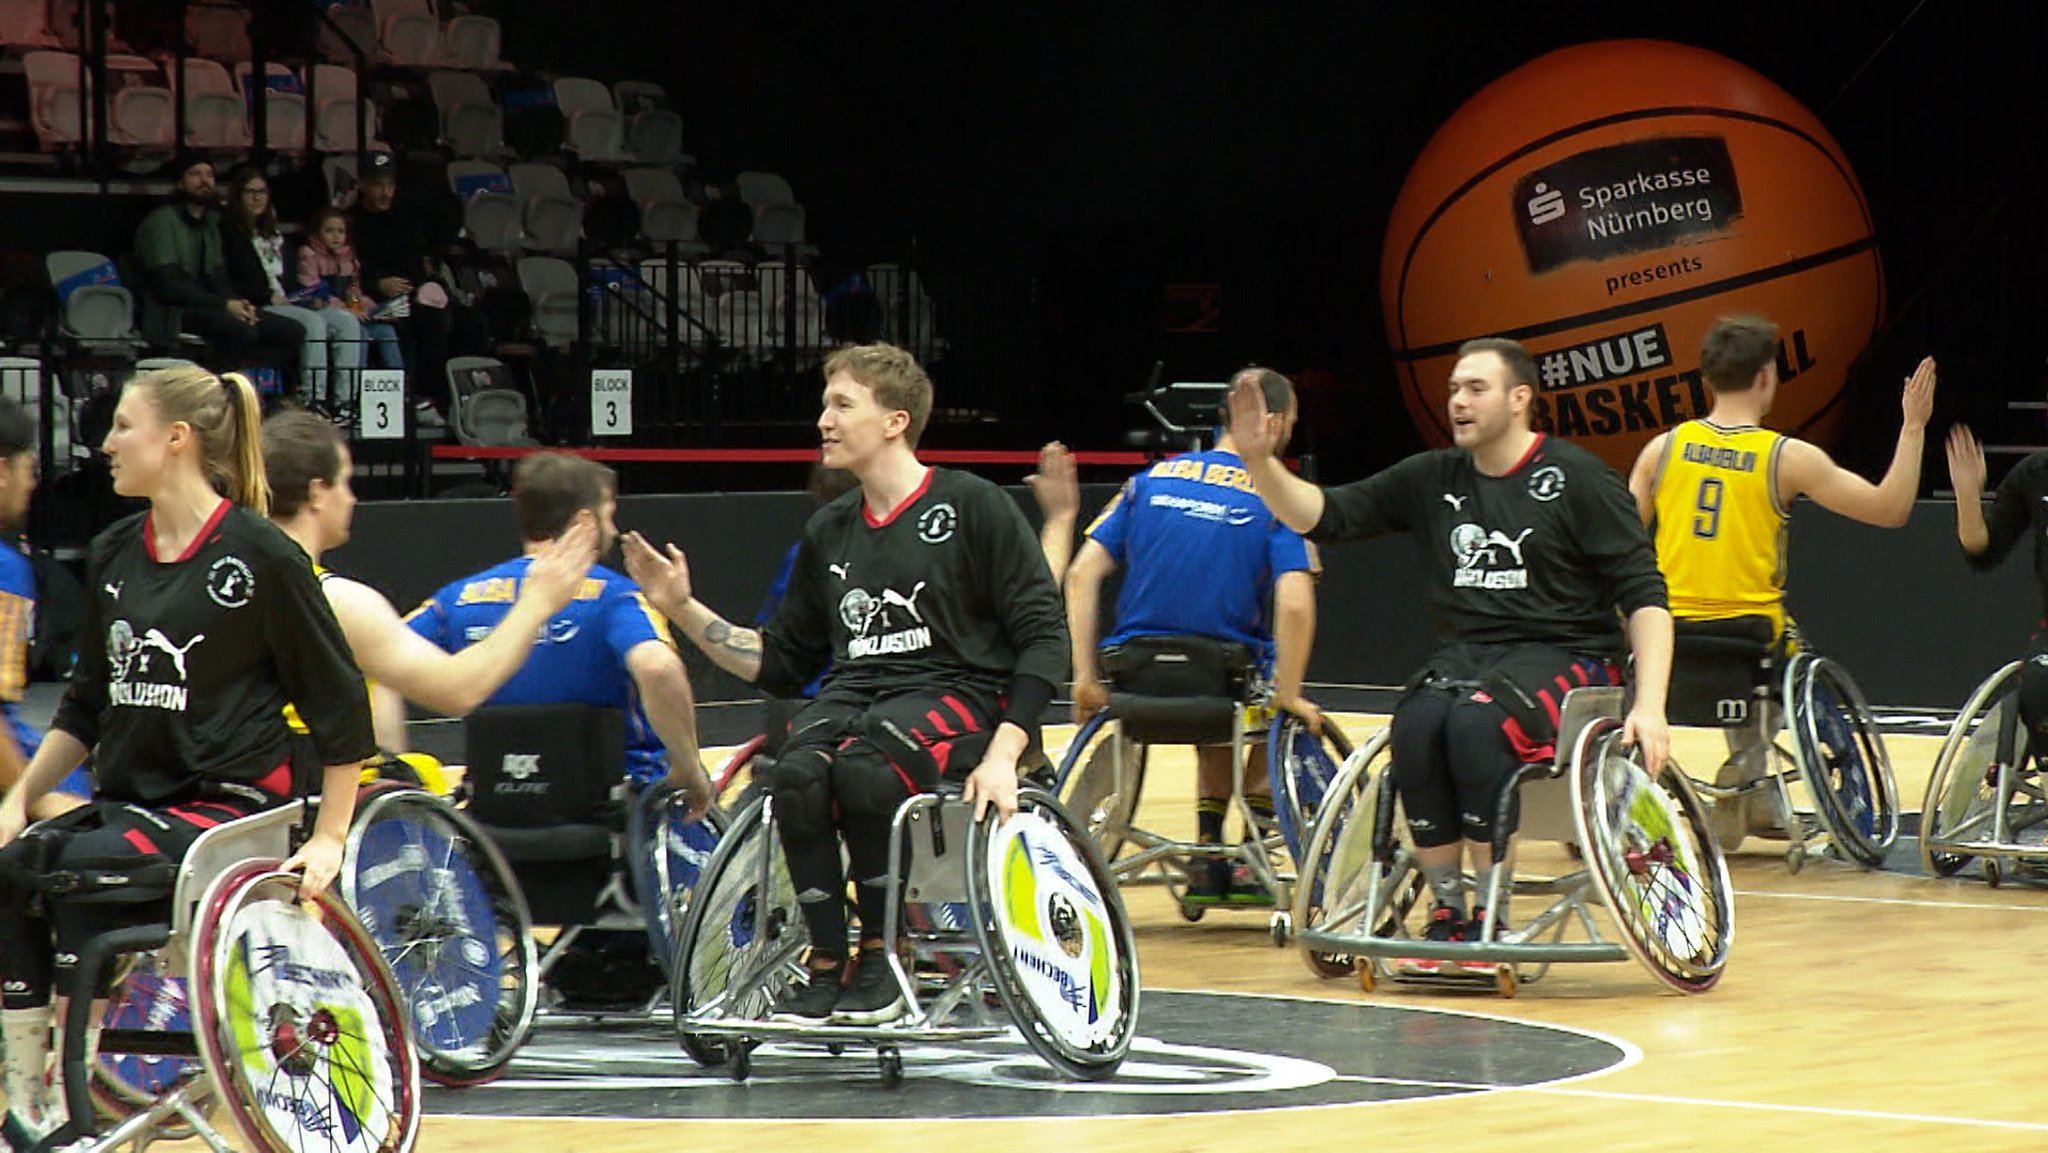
193;860;422;1153
1291;729;1409;980
635;785;727;978
90;953;199;1130
670;796;804;1069
1054;712;1147;863
1786;655;1900;867
1573;720;1734;995
1268;712;1350;868
966;788;1139;1081
343;787;537;1088
1921;662;2028;878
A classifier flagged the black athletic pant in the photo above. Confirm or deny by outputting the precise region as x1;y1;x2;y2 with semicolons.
771;686;999;961
1390;643;1621;849
179;307;303;374
0;763;294;1009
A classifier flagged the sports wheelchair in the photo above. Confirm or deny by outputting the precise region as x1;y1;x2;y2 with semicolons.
1666;617;1899;871
1920;661;2048;886
1291;686;1734;997
11;800;420;1153
1053;635;1348;936
669;772;1140;1086
458;704;728;1021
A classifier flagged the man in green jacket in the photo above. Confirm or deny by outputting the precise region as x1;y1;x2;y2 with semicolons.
131;154;300;371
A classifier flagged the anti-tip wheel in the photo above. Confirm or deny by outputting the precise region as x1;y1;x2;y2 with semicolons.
1496;966;1518;999
1269;911;1291;947
727;1044;752;1083
878;1046;903;1089
1786;845;1805;874
1357;961;1377;994
1984;859;2004;889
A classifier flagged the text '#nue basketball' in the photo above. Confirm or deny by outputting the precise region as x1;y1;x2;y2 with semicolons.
1530;326;1819;440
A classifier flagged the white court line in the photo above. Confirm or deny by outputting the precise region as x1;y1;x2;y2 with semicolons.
1509;1085;2048;1133
1731;888;2048;913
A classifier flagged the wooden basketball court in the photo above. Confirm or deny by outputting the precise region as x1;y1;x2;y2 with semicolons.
405;715;2048;1152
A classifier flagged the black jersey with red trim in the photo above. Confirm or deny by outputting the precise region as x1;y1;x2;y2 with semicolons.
757;468;1068;703
1308;434;1667;656
51;502;375;805
1965;449;2048;617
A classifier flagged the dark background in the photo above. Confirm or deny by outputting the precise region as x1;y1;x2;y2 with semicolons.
484;0;2047;482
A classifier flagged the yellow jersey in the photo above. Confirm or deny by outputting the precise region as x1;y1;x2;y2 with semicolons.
1650;420;1788;635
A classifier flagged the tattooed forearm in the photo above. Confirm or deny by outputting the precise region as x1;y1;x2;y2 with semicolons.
703;619;762;655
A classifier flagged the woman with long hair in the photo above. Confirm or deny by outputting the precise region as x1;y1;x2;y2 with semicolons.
0;367;375;1142
222;164;366;413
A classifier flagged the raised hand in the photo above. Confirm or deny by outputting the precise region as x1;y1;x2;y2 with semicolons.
1946;424;1986;497
1226;375;1282;461
1027;441;1079;523
623;530;694;616
523;521;598;613
1901;356;1937;432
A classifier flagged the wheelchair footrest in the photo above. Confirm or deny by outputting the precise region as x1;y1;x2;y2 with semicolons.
679;1015;1008;1046
1296;928;1628;965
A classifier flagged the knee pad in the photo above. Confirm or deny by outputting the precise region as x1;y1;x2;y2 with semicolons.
830;739;916;826
770;745;835;839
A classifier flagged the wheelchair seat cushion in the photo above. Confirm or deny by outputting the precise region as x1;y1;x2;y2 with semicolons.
475;821;613;864
1109;693;1241;746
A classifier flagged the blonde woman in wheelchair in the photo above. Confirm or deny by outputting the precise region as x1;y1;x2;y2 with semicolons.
0;367;377;1145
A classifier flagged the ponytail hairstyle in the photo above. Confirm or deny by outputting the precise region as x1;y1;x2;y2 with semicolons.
131;365;271;515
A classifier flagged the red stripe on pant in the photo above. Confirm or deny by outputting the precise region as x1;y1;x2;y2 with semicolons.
939;695;981;733
122;828;159;855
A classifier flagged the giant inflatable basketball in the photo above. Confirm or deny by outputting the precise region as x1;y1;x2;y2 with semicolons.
1381;40;1882;471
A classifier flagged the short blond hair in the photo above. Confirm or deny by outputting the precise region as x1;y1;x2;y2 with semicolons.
823;342;933;447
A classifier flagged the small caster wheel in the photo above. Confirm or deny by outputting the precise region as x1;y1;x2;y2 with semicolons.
878;1046;903;1088
1785;845;1804;874
1269;911;1291;947
1495;965;1518;999
1984;859;2003;889
1357;961;1377;994
1179;903;1205;923
727;1043;752;1083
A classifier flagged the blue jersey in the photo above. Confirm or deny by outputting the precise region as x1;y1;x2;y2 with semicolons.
1089;448;1312;668
407;558;674;786
0;540;39;764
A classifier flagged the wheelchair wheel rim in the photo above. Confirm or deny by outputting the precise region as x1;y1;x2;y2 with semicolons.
92;954;199;1109
343;791;535;1086
197;864;420;1153
1920;663;2025;876
1575;728;1733;993
644;791;725;978
1269;712;1341;867
1058;724;1146;863
968;793;1137;1077
1796;658;1899;862
677;798;804;1030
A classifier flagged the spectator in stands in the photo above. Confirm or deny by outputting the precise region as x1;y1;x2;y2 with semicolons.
299;208;405;385
132;153;302;374
221;165;365;417
349;153;452;427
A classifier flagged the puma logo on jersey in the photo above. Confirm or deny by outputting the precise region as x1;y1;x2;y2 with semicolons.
104;582;121;601
1443;494;1467;511
829;563;850;580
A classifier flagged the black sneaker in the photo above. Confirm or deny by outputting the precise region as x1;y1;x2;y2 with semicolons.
768;960;843;1023
831;947;908;1025
1460;907;1510;971
1184;856;1230;905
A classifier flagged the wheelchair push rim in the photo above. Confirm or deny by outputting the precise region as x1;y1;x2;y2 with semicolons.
1787;655;1900;867
1288;727;1399;980
1269;710;1351;870
90;952;201;1131
1920;661;2035;877
671;795;804;1069
193;860;422;1153
1572;720;1735;995
342;787;539;1088
1052;711;1147;864
966;788;1140;1081
640;785;728;979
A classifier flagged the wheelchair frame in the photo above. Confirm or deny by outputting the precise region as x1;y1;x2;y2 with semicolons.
1919;661;2048;887
670;785;1139;1086
22;801;421;1153
1679;649;1900;871
1291;687;1735;997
